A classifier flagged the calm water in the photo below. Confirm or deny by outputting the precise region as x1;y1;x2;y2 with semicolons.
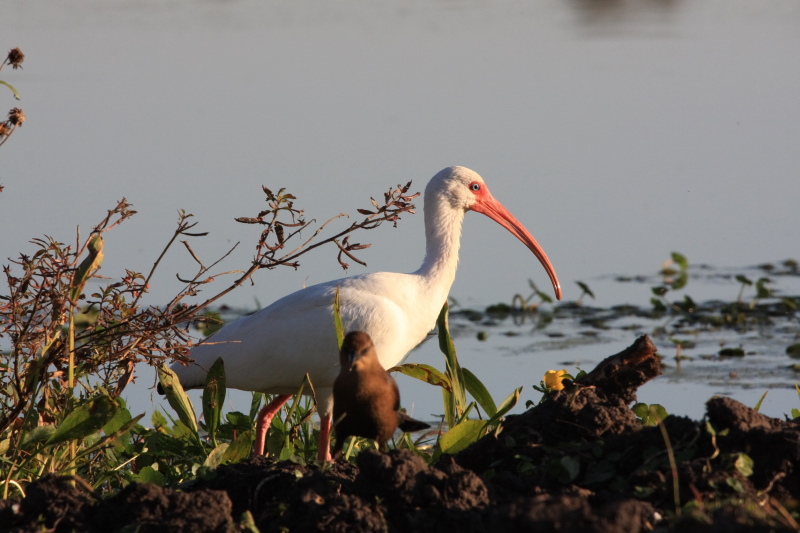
2;1;799;421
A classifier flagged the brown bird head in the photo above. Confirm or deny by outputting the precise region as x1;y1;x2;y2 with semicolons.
339;331;378;372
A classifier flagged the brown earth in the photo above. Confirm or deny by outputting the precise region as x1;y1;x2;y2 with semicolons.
2;336;799;532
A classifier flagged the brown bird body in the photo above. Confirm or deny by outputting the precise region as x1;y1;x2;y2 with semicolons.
333;331;429;455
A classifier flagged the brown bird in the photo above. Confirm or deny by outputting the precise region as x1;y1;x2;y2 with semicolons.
333;331;430;456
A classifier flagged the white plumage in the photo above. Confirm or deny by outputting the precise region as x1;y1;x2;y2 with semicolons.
171;166;562;460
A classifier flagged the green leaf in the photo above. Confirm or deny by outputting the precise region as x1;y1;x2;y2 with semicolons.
203;357;227;446
157;364;199;438
137;465;165;486
734;453;754;477
651;286;669;297
491;386;522;422
735;274;753;286
726;476;745;493
672;272;688;290
437;303;467;429
649;403;669;423
103;403;133;435
22;425;56;446
46;395;118;446
250;392;265;422
462;367;497;418
438;419;488;455
671;252;689;271
69;235;105;302
755;277;772;298
392;363;451;390
576;281;595;299
151;410;169;431
204;443;229;469
223;430;254;463
753;391;768;412
80;413;145;458
632;403;669;426
334;286;345;349
650;298;667;312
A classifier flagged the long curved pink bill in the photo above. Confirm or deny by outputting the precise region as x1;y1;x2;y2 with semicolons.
472;195;562;301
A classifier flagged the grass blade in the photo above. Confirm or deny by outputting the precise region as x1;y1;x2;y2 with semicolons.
203;357;227;446
334;286;345;349
437;303;467;428
462;367;497;418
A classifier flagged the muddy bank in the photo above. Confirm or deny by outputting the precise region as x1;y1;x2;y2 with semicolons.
2;336;798;532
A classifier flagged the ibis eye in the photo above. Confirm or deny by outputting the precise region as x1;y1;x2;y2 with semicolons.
470;183;481;192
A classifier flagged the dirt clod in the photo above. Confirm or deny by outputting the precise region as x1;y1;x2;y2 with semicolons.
2;335;798;532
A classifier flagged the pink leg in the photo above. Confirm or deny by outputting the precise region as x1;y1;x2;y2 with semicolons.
317;413;332;462
253;394;292;456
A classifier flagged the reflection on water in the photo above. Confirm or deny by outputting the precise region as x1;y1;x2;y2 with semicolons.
2;0;799;423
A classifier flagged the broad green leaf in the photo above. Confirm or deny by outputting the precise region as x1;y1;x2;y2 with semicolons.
671;251;689;271
137;466;165;486
80;414;145;458
224;430;254;463
391;363;451;390
334;286;345;349
438;419;488;455
734;453;754;477
651;286;668;297
103;403;133;435
204;443;230;469
203;357;227;446
462;367;497;418
157;364;199;437
46;395;118;446
633;403;669;426
22;425;56;446
672;272;688;290
151;410;169;431
649;404;669;423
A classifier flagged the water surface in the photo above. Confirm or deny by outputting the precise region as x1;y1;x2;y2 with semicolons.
2;0;799;421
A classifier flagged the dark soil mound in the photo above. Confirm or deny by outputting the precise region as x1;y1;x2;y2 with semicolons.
2;336;798;532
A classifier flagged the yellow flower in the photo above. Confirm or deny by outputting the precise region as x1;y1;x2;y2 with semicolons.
544;369;569;391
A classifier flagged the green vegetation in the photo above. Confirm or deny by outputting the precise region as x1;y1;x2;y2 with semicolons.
1;170;798;533
0;182;418;495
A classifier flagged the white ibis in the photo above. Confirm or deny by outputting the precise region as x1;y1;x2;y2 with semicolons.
333;331;430;456
171;166;562;461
